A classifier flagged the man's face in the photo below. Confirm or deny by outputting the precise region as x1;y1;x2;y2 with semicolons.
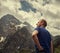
36;20;44;27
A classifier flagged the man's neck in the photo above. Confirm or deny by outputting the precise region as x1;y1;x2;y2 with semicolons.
40;26;45;28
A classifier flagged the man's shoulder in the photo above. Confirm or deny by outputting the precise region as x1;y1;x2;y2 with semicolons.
35;27;41;29
35;27;41;31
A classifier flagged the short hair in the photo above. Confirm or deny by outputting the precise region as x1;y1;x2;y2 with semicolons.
40;19;47;27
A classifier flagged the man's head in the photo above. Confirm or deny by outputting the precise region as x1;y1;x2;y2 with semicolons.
36;19;47;28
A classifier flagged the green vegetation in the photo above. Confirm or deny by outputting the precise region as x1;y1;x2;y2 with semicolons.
54;45;60;53
15;46;60;53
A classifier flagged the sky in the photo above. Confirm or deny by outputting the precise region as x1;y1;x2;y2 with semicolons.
0;0;60;36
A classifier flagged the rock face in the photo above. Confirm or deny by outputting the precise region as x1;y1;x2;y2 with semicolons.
0;14;35;53
53;35;60;53
53;35;60;48
0;14;21;36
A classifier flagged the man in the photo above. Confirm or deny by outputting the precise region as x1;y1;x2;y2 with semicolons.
32;19;53;53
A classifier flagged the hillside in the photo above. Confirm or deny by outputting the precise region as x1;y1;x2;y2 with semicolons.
0;14;34;53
